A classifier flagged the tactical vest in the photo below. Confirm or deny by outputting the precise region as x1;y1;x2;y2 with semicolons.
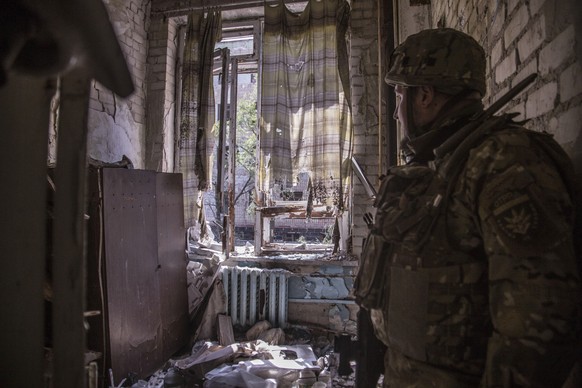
354;115;580;374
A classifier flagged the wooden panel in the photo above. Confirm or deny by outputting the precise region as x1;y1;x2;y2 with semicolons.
102;168;162;379
156;173;189;357
52;68;92;388
0;74;52;388
85;167;106;370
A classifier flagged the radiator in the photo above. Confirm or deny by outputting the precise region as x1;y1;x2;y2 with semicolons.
221;266;289;328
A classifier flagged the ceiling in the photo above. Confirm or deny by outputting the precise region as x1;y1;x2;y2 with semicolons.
152;0;309;21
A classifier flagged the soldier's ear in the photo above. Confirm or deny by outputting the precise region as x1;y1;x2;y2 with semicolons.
416;85;435;108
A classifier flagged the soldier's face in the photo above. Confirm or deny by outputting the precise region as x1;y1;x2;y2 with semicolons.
394;85;410;136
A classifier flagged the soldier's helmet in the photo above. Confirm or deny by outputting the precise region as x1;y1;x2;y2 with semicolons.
385;28;486;96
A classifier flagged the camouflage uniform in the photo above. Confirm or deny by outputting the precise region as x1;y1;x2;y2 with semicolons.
355;29;582;387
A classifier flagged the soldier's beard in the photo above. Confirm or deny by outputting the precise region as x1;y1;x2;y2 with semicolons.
405;90;428;140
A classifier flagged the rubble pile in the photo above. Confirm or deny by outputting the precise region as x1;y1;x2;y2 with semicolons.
121;321;369;387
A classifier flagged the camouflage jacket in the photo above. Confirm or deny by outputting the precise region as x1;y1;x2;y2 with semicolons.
356;108;582;387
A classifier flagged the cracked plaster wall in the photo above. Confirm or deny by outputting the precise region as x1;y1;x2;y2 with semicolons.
86;0;151;169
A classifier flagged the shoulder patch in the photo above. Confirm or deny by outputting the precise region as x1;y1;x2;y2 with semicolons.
480;164;568;255
491;190;539;242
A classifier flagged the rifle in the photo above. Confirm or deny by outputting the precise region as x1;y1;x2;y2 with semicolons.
435;73;537;160
351;156;377;200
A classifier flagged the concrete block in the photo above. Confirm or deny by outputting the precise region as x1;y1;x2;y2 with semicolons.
491;38;503;67
132;103;145;117
548;116;559;135
138;43;147;56
152;63;168;74
492;85;509;106
350;19;370;30
504;4;528;47
559;62;582;103
512;59;538;88
517;15;546;62
525;81;558;118
148;47;167;57
129;1;138;13
508;0;520;14
467;6;478;34
133;32;145;45
529;0;546;16
150;28;168;42
490;2;505;39
495;49;516;85
551;105;582;148
507;100;526;119
150;81;167;91
362;10;375;19
539;25;575;74
134;60;146;74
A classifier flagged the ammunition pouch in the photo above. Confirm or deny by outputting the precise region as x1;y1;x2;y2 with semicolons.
355;165;441;309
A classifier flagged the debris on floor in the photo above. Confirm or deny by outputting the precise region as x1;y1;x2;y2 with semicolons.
120;320;366;388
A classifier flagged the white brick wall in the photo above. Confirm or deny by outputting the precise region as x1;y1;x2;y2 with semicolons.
489;2;505;40
430;0;582;175
529;0;547;16
516;15;546;62
512;59;537;88
145;15;180;172
504;5;528;47
550;105;582;146
495;49;516;85
560;62;582;102
539;25;576;75
525;81;558;117
491;38;503;67
350;0;382;256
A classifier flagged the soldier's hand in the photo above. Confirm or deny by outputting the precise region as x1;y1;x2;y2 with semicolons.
364;212;374;229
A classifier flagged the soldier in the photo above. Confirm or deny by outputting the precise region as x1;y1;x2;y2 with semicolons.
355;28;581;387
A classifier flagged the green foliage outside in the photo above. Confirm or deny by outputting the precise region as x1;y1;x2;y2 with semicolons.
234;83;258;215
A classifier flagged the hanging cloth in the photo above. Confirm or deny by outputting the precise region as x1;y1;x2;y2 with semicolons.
260;0;352;209
178;10;222;227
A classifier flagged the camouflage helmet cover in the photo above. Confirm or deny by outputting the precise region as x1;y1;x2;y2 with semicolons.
385;28;487;96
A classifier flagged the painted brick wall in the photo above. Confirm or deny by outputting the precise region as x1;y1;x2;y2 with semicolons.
145;15;180;172
349;0;381;256
349;0;582;256
430;0;582;180
349;0;432;257
87;0;151;169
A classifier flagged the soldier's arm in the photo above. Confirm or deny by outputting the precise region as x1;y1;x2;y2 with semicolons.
465;129;581;387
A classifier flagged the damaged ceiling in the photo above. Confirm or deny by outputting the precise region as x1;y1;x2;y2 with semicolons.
152;0;309;20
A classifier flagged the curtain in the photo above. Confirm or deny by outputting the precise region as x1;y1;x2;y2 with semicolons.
260;0;352;210
178;10;221;227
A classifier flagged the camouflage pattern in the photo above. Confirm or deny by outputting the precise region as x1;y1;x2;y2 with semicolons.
384;28;487;96
356;114;582;387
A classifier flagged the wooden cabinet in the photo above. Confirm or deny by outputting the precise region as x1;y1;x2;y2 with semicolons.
86;168;189;384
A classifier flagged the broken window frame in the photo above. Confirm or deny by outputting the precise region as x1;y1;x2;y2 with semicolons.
205;14;343;257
